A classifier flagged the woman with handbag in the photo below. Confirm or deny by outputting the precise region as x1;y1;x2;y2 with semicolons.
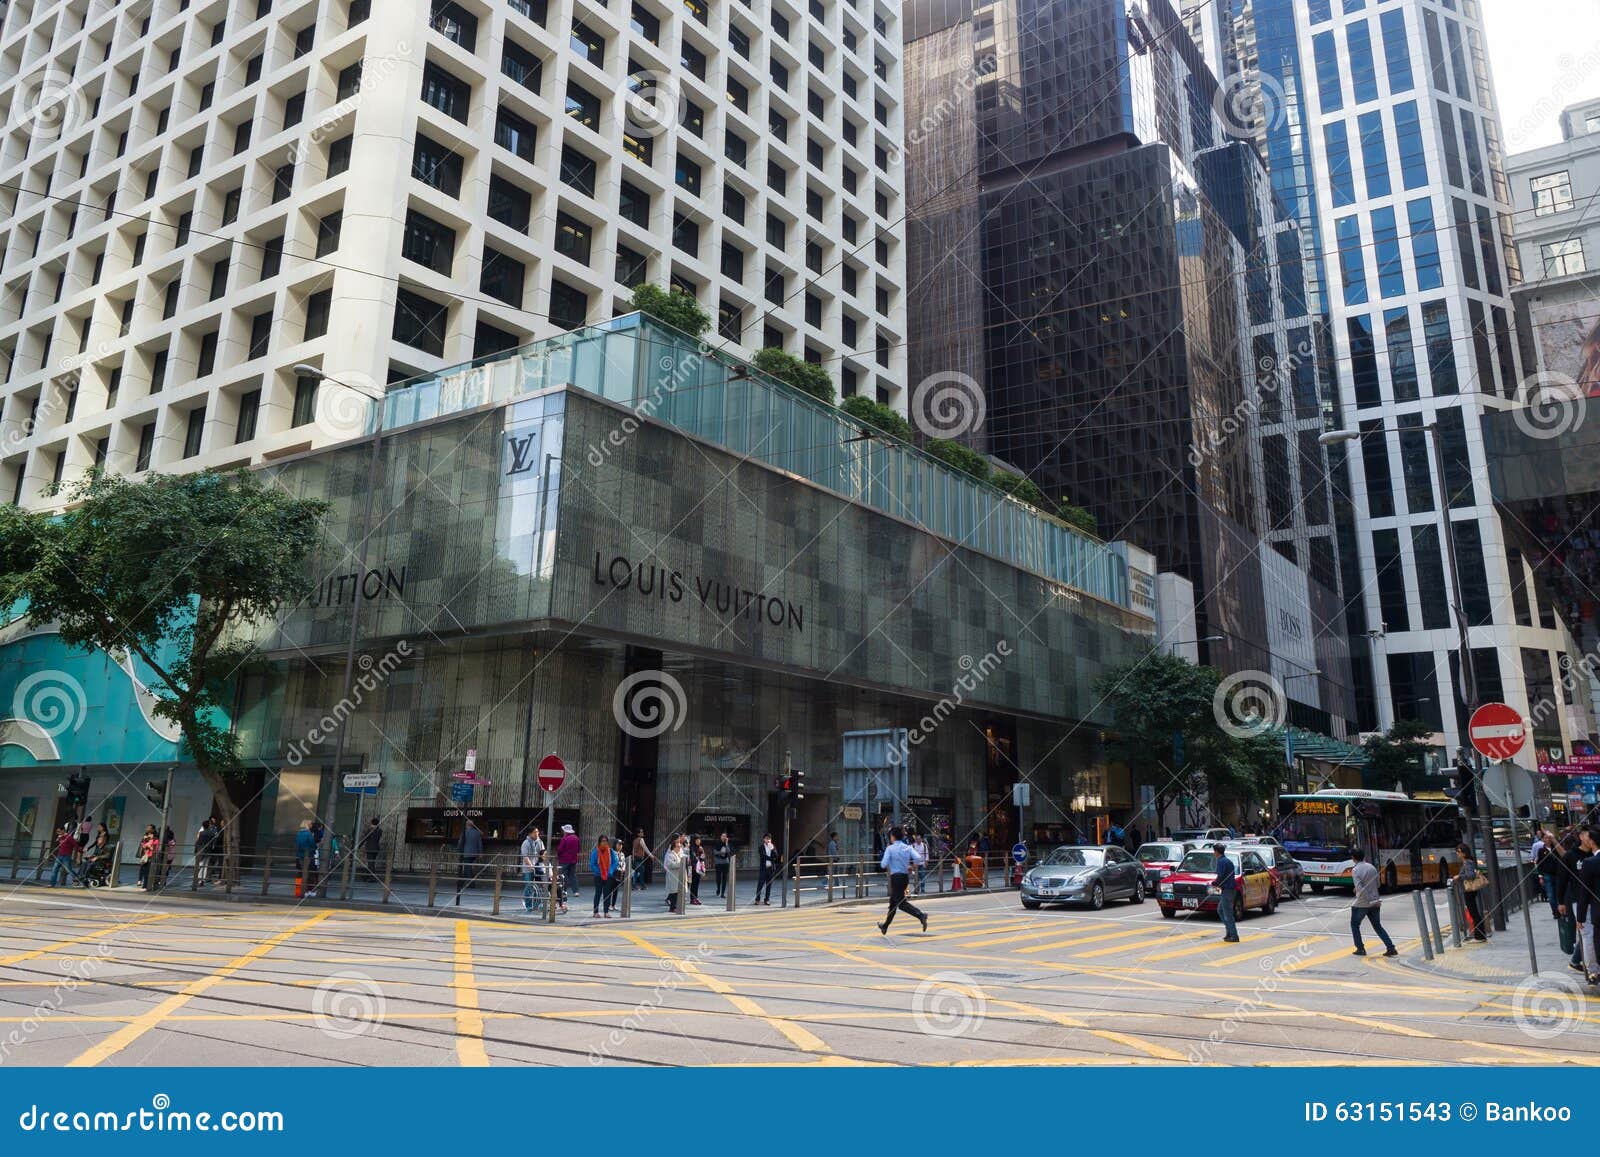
1457;842;1489;941
689;837;706;906
136;825;160;889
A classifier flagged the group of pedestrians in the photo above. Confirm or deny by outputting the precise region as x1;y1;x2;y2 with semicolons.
1535;825;1600;984
47;820;116;887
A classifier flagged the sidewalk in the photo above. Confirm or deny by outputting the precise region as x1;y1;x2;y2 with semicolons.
1396;893;1572;984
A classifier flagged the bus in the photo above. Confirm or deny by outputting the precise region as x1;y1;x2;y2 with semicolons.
1273;789;1463;892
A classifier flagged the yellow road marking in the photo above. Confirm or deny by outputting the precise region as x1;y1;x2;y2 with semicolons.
617;930;829;1053
1091;1029;1187;1061
1015;926;1154;954
67;910;330;1068
453;921;489;1067
1204;936;1328;967
1279;942;1372;972
0;913;173;966
1139;933;1272;962
1074;930;1214;959
948;922;1125;949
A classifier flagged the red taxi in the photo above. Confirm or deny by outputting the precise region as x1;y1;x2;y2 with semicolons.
1156;847;1278;921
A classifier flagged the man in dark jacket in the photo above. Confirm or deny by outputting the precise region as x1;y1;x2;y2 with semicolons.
1571;828;1600;982
1555;832;1589;970
456;819;484;904
1212;843;1239;942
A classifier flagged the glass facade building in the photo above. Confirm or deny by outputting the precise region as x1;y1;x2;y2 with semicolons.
228;316;1156;864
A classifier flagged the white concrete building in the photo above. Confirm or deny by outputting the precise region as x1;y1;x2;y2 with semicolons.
0;0;907;508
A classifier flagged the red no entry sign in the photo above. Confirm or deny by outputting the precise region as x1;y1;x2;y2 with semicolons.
1469;702;1527;761
536;753;566;793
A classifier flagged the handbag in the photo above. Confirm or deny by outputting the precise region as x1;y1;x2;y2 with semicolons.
1463;872;1488;893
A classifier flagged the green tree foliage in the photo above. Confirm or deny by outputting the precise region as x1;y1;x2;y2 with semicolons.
924;438;991;482
839;394;913;440
752;347;835;404
629;284;711;339
1055;500;1098;537
1361;717;1435;793
991;472;1047;507
0;471;328;860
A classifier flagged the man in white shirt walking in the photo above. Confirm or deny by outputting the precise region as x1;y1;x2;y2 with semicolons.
878;826;929;935
1349;847;1398;957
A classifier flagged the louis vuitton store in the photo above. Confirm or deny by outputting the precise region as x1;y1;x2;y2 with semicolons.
231;316;1158;864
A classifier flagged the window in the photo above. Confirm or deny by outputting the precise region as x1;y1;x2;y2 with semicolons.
725;131;747;166
431;1;478;51
1372;206;1405;298
248;311;273;359
1437;101;1463;188
681;98;705;137
765;266;784;305
488;177;532;230
475;321;519;358
1407;198;1442;290
1543;238;1586;277
632;5;661;43
421;63;470;120
1421;299;1456;395
1313;32;1343;113
560;145;597;196
1358;111;1389;198
495;106;538;161
503;41;542;92
766;215;785;248
718;300;741;342
233;120;253;155
770;58;789;91
1370;528;1409;633
720;242;744;280
730;25;750;57
1385;307;1419;403
769;110;788;142
570;20;605;66
1347;21;1378;103
349;0;372;25
615;244;648;287
135;422;155;471
293;25;315;57
150;350;169;393
402;210;456;273
316;211;342;257
622;128;653;165
619;181;651;227
413;135;463;196
672;211;699;255
681;43;706;80
1381;9;1413;93
766;161;786;195
1393;101;1426;190
677;156;702;195
260;235;284;280
723;185;745;224
1531;171;1574;216
221;187;242;225
393;289;447;355
235;389;260;443
1324;122;1354;207
200;81;215;111
304;289;331;339
291;374;318;427
1349;316;1382;408
328;135;354;176
1335;215;1367;305
284;91;306;129
197;332;218;377
554;213;592;264
509;0;546;24
728;78;749;113
208;257;229;300
565;82;601;130
272;163;294;203
548;280;588;330
337;62;364;101
480;247;526;305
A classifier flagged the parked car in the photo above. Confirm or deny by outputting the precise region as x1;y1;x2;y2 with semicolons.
1134;841;1195;894
1224;841;1303;900
1157;847;1278;920
1020;845;1146;910
1169;827;1234;843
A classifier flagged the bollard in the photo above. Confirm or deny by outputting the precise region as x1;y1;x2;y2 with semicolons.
492;866;503;915
260;848;273;895
110;840;122;889
427;862;439;908
1411;890;1435;960
677;862;689;916
726;857;737;911
621;856;632;919
1448;885;1464;947
383;846;395;904
341;845;355;901
190;849;200;892
1426;887;1445;954
856;855;865;899
827;860;834;903
9;839;18;881
793;859;802;908
546;851;557;923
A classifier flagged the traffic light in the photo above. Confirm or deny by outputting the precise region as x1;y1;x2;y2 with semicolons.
64;774;89;808
793;768;806;802
144;780;167;809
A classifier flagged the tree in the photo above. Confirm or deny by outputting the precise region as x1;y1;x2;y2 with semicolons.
629;284;711;339
1362;718;1434;793
991;471;1047;508
1055;498;1098;537
0;471;328;872
924;437;991;482
839;394;913;441
753;347;835;404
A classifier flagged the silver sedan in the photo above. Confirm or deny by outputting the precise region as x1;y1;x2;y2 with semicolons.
1020;845;1147;910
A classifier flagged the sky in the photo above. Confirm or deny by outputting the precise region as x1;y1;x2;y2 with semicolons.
1482;0;1600;153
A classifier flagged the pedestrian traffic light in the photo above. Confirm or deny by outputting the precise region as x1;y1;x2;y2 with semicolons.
144;779;167;809
793;769;806;802
775;775;794;794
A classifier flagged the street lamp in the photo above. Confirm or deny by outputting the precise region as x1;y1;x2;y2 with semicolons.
1165;634;1222;656
293;364;387;854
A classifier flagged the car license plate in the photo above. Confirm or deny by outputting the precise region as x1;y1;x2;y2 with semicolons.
1037;889;1054;897
1182;897;1199;909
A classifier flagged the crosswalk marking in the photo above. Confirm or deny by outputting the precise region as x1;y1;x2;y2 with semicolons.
1074;929;1214;959
1015;926;1156;955
1138;932;1271;962
1204;935;1328;968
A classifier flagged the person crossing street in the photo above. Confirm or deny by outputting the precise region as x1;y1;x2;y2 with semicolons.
1348;847;1398;956
1211;842;1239;942
877;826;928;935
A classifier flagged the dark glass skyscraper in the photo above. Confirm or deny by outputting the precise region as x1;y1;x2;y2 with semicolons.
905;0;1355;737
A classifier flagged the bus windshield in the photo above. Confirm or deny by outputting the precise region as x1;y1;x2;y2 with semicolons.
1276;808;1353;861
